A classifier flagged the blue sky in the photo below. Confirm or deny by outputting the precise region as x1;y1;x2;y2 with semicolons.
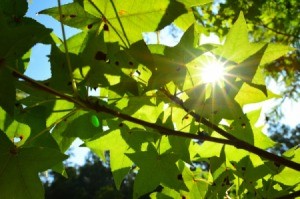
25;0;79;80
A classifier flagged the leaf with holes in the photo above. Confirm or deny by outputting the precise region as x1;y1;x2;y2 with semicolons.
126;144;186;198
40;2;100;30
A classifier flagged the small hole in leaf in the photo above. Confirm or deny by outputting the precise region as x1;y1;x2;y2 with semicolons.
70;14;76;18
190;166;196;171
182;196;186;199
94;51;107;61
115;61;119;66
129;61;134;66
104;24;109;31
265;116;269;122
13;137;21;143
156;185;163;192
131;164;136;169
10;146;18;155
241;123;246;128
61;14;66;18
135;70;141;76
177;174;183;181
87;24;93;29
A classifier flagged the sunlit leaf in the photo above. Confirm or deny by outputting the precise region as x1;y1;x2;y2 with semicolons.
126;144;185;198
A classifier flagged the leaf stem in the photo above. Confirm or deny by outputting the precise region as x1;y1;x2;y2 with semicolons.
160;88;300;171
87;0;130;48
57;0;78;96
25;108;78;145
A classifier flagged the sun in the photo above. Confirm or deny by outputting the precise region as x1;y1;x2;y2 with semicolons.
201;59;225;84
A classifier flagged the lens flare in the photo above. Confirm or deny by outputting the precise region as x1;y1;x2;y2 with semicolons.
201;60;225;83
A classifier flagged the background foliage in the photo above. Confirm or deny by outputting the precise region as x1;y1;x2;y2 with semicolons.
0;0;299;198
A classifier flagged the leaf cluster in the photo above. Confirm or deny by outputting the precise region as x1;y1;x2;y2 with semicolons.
0;0;299;198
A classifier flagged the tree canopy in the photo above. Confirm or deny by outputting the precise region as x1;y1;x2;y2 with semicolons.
0;0;299;198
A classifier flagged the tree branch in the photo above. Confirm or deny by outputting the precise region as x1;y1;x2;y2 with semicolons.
257;22;300;40
160;88;300;171
12;69;300;171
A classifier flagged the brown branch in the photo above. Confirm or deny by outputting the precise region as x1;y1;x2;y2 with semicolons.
160;88;300;171
12;69;300;171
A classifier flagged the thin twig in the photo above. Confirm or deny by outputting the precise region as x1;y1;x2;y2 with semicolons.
25;108;78;145
87;0;129;48
160;88;300;171
57;0;78;95
10;67;300;171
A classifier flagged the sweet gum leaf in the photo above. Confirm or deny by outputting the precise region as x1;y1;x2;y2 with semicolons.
0;132;67;199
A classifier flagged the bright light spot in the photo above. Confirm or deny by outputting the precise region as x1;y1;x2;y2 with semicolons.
201;60;225;83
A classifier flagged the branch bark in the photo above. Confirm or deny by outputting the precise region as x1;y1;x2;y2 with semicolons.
12;69;300;171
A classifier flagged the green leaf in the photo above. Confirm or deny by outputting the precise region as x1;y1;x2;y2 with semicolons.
197;132;224;158
177;0;212;7
230;155;270;182
40;2;100;30
181;163;209;198
0;67;15;116
247;109;276;149
84;0;188;44
48;45;79;93
0;18;52;61
168;136;191;163
6;121;30;147
126;144;185;198
85;128;133;189
234;82;276;107
59;110;103;139
229;45;268;83
0;0;28;18
0;132;67;199
150;186;182;199
273;147;300;185
259;44;295;66
148;24;207;90
214;12;265;63
46;100;74;127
